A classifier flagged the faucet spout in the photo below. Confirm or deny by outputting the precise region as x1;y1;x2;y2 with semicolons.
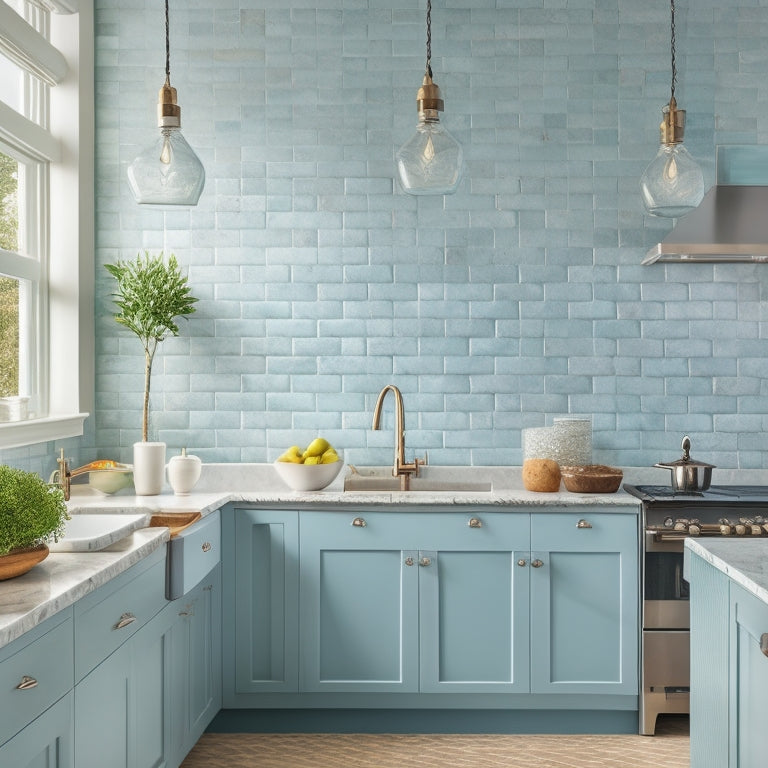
371;385;425;488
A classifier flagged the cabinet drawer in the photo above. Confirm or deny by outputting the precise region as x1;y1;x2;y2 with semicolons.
532;512;637;552
75;557;166;681
167;510;221;599
0;615;73;747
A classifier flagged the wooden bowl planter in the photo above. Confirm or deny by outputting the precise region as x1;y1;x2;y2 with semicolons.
0;543;49;581
0;465;68;580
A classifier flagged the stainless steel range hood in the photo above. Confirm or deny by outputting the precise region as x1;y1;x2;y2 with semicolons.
644;146;768;265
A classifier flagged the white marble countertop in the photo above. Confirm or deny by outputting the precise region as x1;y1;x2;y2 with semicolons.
0;527;169;649
686;538;768;606
65;463;657;514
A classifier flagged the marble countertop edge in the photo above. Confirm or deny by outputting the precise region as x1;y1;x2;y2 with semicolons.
0;527;169;650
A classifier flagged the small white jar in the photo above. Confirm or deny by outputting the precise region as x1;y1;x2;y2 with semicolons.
167;448;202;496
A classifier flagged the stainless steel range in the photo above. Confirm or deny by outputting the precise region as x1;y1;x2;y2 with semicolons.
624;484;768;735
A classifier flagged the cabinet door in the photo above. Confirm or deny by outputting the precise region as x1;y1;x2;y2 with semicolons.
419;512;531;693
530;512;638;695
224;508;299;694
173;565;222;760
730;583;768;768
75;609;173;768
299;511;419;693
0;692;74;768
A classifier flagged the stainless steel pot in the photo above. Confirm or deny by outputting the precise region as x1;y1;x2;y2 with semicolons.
654;435;715;492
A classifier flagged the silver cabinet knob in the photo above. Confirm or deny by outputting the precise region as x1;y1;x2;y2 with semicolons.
531;559;544;568
419;557;432;567
16;675;38;690
351;517;366;527
576;519;593;529
468;517;483;528
114;612;137;630
517;559;527;567
202;541;212;552
761;633;768;658
404;556;415;566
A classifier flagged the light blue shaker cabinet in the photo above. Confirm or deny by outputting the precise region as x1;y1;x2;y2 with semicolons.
729;583;768;768
170;563;222;761
222;508;300;698
0;692;74;768
298;510;531;694
530;512;638;696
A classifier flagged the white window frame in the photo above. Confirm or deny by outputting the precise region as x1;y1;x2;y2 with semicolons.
0;0;92;449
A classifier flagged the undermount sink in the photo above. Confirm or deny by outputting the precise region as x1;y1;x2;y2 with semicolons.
344;469;492;494
48;512;151;552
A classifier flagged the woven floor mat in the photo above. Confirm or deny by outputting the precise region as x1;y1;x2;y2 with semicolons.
181;716;689;768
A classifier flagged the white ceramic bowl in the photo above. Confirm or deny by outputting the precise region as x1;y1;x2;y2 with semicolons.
273;459;343;492
88;465;134;494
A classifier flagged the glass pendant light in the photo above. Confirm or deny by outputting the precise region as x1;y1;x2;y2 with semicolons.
127;0;205;206
639;0;704;218
396;0;463;196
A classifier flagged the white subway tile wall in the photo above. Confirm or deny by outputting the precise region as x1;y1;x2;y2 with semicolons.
68;0;768;470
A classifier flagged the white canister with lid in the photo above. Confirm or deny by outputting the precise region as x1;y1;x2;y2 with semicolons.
167;448;202;496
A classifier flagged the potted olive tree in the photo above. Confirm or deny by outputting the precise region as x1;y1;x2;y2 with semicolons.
105;252;197;495
0;465;68;579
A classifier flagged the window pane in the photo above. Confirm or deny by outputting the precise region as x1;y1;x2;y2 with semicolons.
0;276;19;397
0;150;19;252
0;52;23;118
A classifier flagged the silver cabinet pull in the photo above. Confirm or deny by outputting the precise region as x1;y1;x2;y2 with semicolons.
517;559;527;567
114;612;137;630
351;517;366;527
576;519;593;529
419;556;432;567
16;675;38;690
468;517;483;528
404;556;415;566
531;559;544;568
761;633;768;658
202;541;212;552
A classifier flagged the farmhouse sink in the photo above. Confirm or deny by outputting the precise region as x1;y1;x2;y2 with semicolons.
48;513;151;552
344;468;492;494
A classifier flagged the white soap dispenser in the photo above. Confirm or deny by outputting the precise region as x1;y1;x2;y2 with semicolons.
167;447;202;496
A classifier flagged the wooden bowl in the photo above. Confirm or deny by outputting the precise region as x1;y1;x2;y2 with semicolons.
560;465;623;494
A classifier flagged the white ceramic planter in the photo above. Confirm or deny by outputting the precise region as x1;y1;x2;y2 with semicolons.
167;448;202;496
133;441;166;495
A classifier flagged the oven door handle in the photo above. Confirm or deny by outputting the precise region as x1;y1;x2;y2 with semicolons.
644;530;685;552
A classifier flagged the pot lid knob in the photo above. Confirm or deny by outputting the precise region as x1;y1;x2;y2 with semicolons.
681;435;691;462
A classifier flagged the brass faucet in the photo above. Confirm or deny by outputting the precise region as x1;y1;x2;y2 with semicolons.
50;449;101;501
371;385;426;490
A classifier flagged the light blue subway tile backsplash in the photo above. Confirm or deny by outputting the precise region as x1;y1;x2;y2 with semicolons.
3;0;747;477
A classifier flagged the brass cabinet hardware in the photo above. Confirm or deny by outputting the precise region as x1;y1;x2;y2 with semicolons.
531;559;544;568
761;633;768;658
351;517;367;527
468;517;483;528
201;541;212;552
16;675;38;690
404;556;415;566
517;559;527;567
419;556;432;567
576;519;593;529
114;612;137;630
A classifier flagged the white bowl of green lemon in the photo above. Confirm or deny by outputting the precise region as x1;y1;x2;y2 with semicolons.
273;438;343;492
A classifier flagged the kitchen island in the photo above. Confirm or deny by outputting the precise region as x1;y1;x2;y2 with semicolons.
685;537;768;768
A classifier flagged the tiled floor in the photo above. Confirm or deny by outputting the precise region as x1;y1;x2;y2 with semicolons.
181;715;689;768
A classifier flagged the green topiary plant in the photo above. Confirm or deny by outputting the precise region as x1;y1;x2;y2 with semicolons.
0;465;68;555
105;252;198;442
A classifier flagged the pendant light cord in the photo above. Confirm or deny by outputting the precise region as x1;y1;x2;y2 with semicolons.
425;0;432;78
669;0;676;100
165;0;171;82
